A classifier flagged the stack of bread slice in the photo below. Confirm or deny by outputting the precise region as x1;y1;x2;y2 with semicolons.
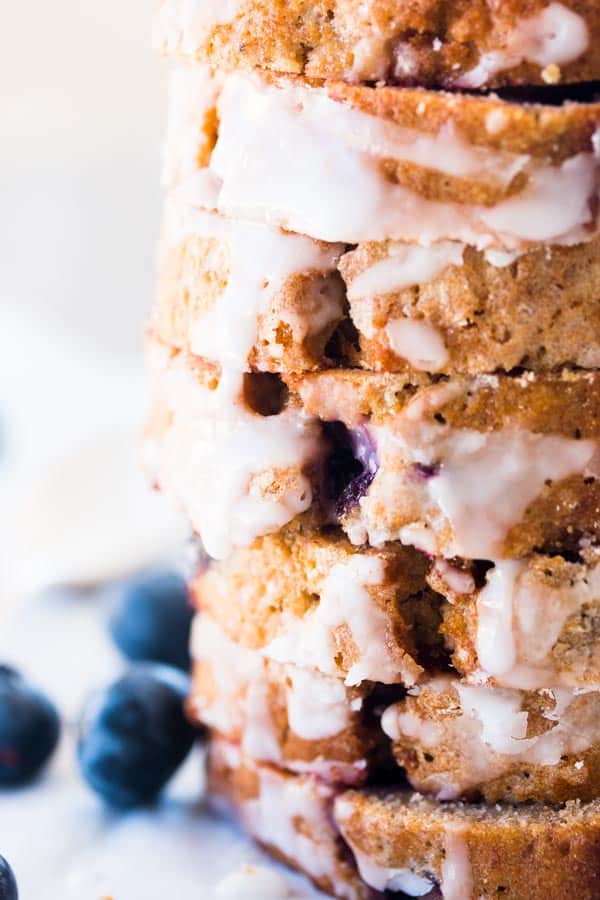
149;2;600;896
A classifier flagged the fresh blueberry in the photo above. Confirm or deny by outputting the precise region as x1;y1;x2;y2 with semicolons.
0;855;17;900
77;665;197;808
0;666;60;786
108;571;193;671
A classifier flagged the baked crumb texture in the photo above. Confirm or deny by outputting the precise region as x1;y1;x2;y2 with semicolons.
149;5;600;897
155;0;600;88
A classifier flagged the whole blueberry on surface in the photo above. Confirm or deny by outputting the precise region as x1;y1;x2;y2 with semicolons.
108;571;193;671
77;665;197;808
0;855;17;900
0;666;60;786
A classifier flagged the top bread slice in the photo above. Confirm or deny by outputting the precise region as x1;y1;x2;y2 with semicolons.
156;0;600;89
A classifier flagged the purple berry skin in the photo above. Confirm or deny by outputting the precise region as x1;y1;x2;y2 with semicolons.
411;462;440;481
322;422;379;518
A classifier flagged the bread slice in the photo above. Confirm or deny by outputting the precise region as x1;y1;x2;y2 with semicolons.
189;526;444;688
382;675;600;803
154;198;346;375
294;367;600;560
155;197;600;378
207;737;600;899
207;738;369;900
155;0;600;90
147;338;600;560
165;65;600;247
341;236;600;375
335;787;600;899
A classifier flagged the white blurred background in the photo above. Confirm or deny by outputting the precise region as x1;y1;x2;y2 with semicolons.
0;0;187;603
0;8;324;896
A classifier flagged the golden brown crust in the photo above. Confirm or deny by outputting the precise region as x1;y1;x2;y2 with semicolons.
384;678;600;803
323;78;600;164
335;789;600;900
156;0;600;89
293;367;600;436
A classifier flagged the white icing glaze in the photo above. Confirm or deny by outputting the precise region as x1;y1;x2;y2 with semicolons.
479;153;596;244
368;410;596;558
577;345;600;368
475;558;600;689
346;241;465;299
147;343;323;559
191;615;282;761
238;764;356;897
162;199;343;375
212;72;525;187
485;108;510;135
476;560;524;683
285;667;353;740
381;696;445;746
162;66;223;191
348;848;434;896
191;616;355;752
168;68;600;248
458;3;589;88
242;678;284;762
383;680;600;798
434;559;476;595
441;826;472;900
288;758;367;785
385;318;449;372
456;683;600;768
155;0;242;55
457;685;533;756
190;614;265;732
393;44;422;80
214;864;291;898
265;556;413;686
397;523;438;556
483;248;522;267
276;278;346;350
